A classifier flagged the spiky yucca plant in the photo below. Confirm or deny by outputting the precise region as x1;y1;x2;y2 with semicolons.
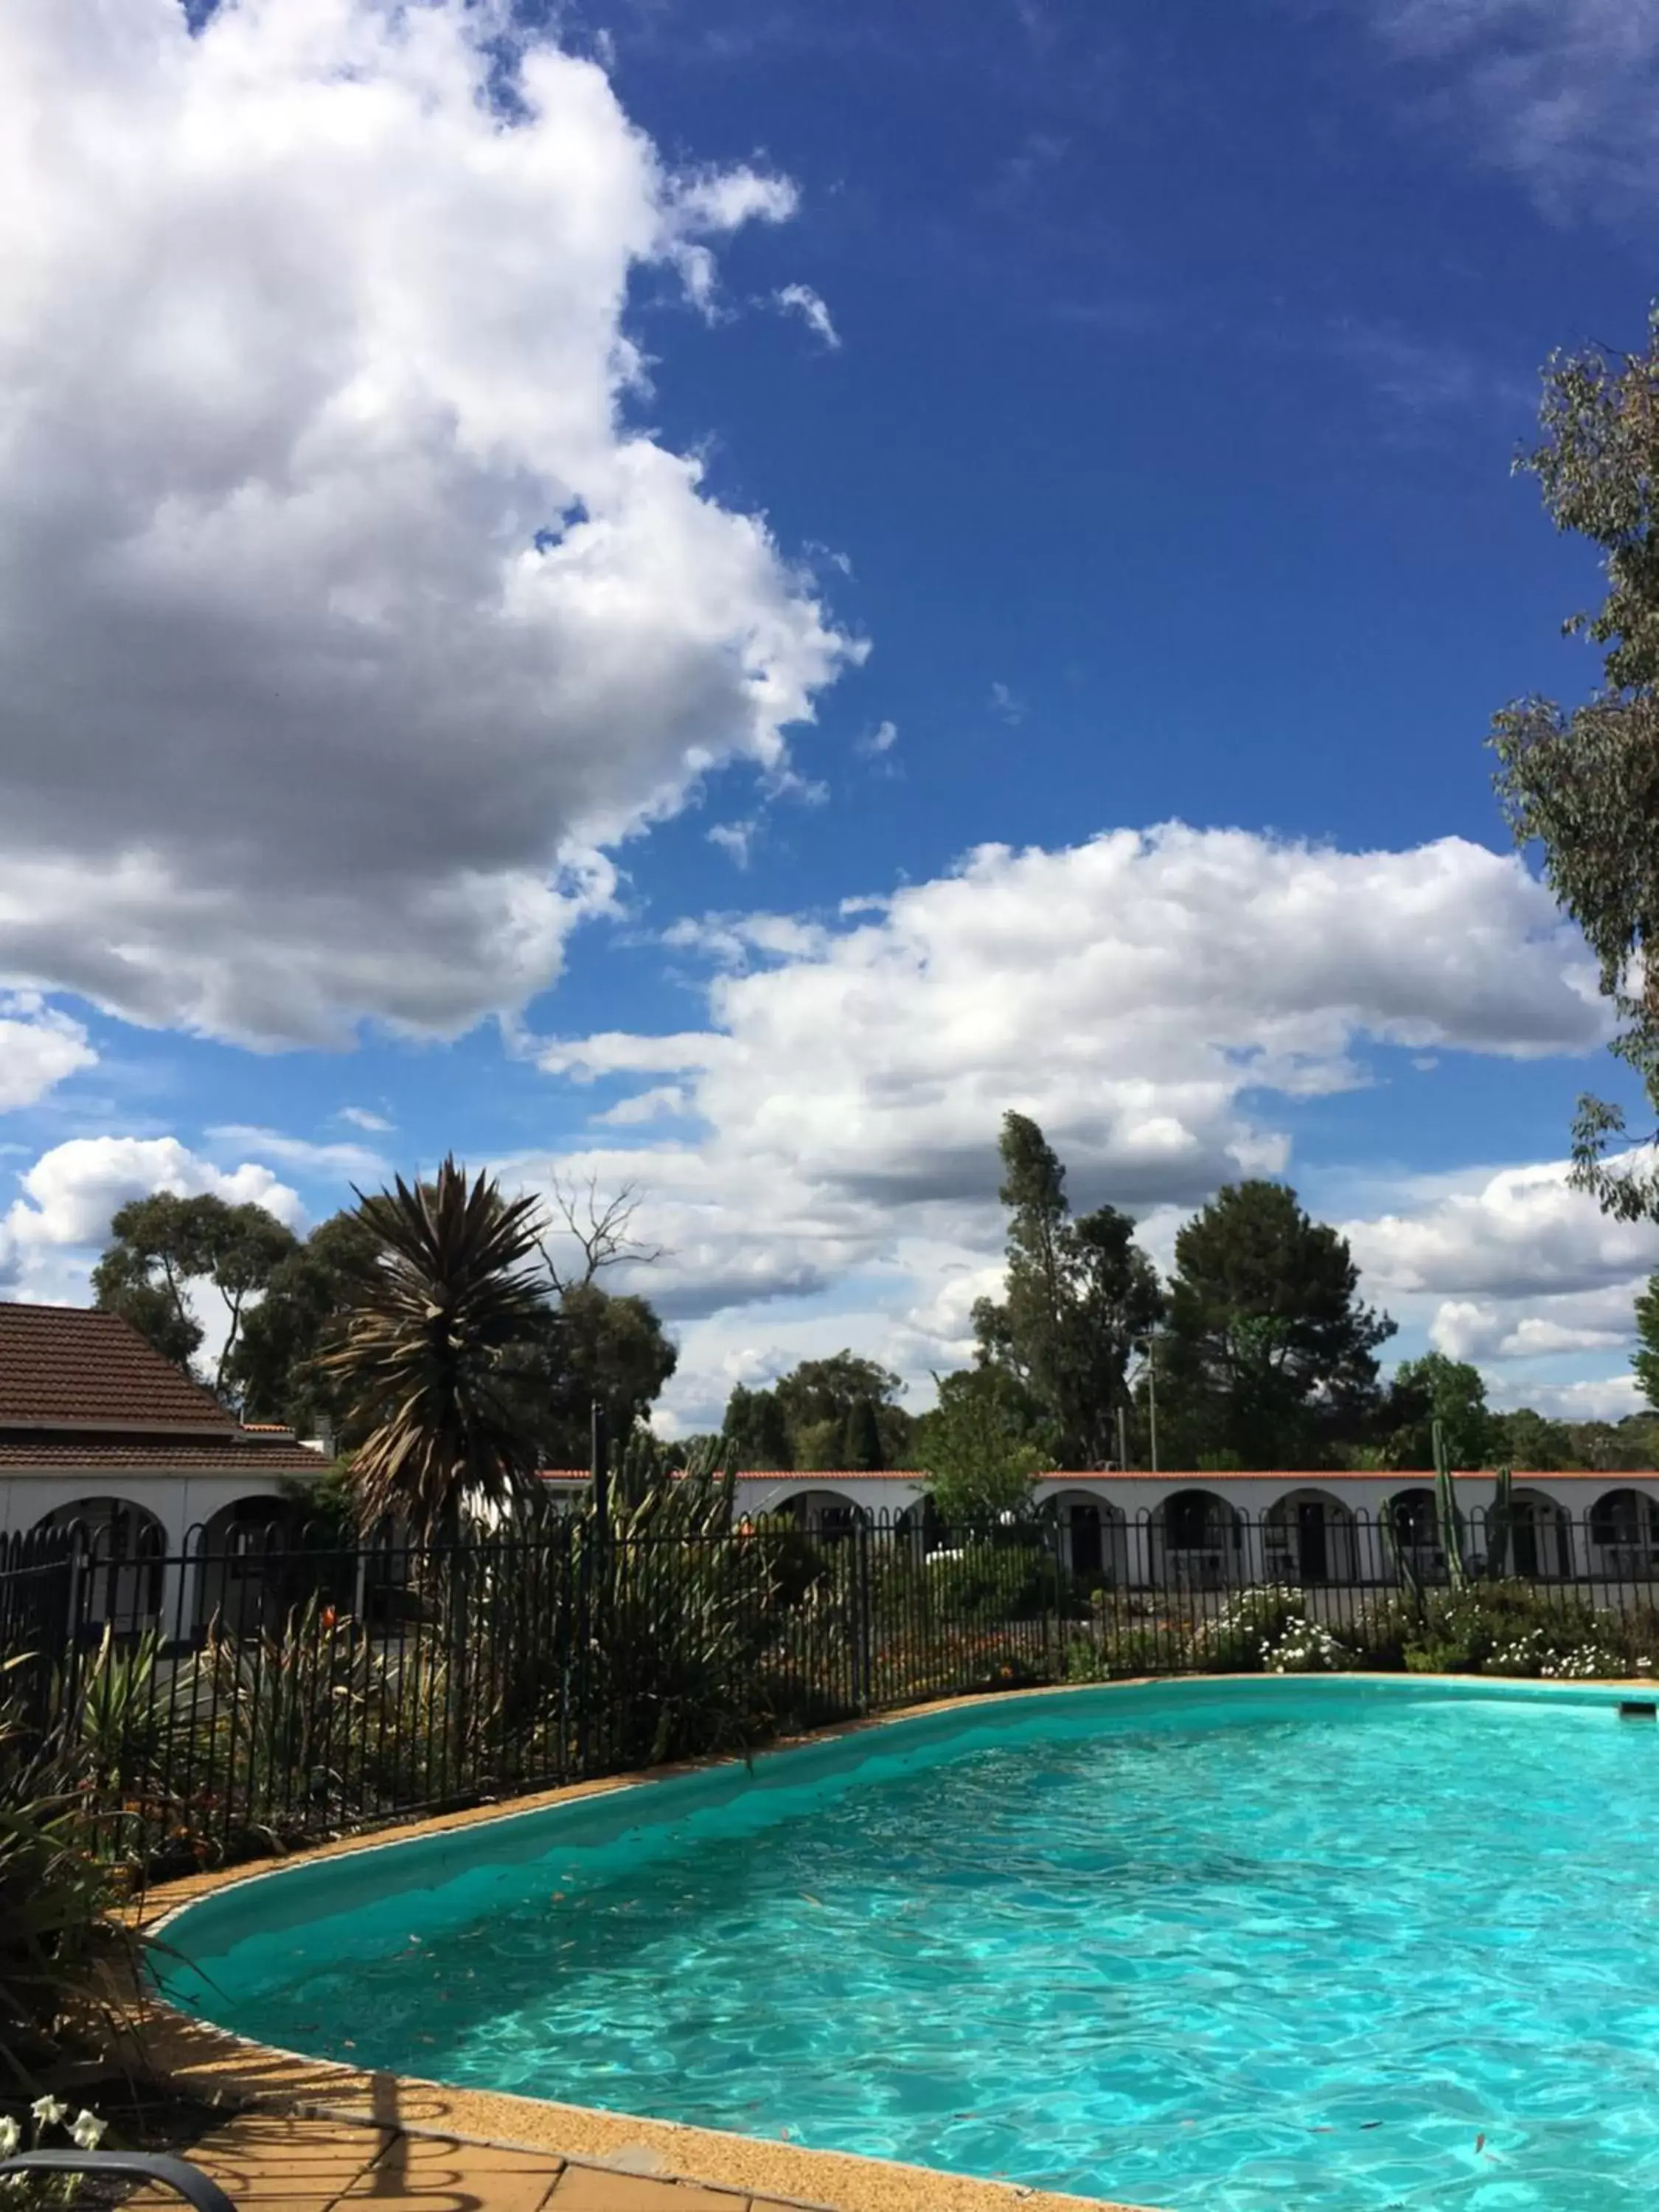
0;1658;140;2087
324;1158;551;1536
572;1432;772;1765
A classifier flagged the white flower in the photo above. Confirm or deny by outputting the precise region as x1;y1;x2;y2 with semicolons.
70;2112;106;2152
0;2118;19;2157
29;2098;66;2131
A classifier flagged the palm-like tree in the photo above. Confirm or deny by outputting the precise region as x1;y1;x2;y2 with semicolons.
324;1158;551;1536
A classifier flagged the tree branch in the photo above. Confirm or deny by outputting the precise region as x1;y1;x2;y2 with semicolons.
534;1173;667;1294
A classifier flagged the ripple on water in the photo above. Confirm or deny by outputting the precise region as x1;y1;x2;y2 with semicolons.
195;1692;1659;2211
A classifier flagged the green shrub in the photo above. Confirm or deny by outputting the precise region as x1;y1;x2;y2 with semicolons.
1187;1585;1311;1672
1063;1622;1173;1680
1405;1581;1588;1673
1391;1581;1657;1680
0;1658;142;2087
918;1541;1070;1624
1344;1594;1414;1670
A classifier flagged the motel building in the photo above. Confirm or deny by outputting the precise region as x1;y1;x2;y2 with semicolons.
543;1467;1659;1589
4;1294;1658;1613
0;1301;330;1636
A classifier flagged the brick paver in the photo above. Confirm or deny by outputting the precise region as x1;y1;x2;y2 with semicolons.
132;2117;394;2212
545;2168;751;2211
150;2114;786;2212
344;2132;567;2212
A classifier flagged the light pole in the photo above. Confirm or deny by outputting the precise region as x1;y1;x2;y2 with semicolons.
1133;1336;1160;1475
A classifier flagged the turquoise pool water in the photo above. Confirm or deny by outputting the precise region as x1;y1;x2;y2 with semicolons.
158;1680;1659;2211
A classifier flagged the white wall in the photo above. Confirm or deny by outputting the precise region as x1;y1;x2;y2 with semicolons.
0;1467;321;1552
538;1469;1659;1588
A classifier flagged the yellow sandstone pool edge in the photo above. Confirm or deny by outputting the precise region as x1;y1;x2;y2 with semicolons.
128;1673;1647;2212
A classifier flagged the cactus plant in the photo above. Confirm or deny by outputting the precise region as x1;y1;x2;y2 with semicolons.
603;1428;737;1533
1381;1425;1517;1599
1432;1419;1516;1587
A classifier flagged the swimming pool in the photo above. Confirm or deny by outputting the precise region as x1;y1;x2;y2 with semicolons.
155;1677;1659;2211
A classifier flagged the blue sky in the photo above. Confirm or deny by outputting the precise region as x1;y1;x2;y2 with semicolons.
4;0;1659;1433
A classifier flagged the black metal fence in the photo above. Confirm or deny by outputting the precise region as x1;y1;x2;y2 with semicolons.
5;1503;1659;1871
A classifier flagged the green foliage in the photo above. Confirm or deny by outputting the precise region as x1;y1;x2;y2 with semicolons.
776;1353;914;1466
92;1191;299;1398
227;1208;382;1436
179;1593;384;1848
1491;307;1659;1218
1385;1353;1501;1472
1635;1273;1659;1411
1188;1585;1313;1672
916;1541;1068;1626
971;1113;1163;1466
720;1357;914;1472
919;1366;1051;1527
1422;1425;1517;1588
1159;1180;1394;1469
1399;1581;1634;1678
721;1383;795;1470
0;1658;141;2087
323;1158;552;1534
1491;1405;1574;1472
532;1284;678;1465
60;1628;167;1806
841;1395;885;1470
1063;1621;1171;1682
574;1432;787;1766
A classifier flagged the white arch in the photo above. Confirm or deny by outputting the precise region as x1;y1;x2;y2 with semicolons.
1380;1485;1445;1585
1505;1486;1571;1580
190;1492;305;1635
30;1495;167;1632
1264;1485;1357;1585
1150;1487;1242;1588
756;1484;870;1536
1043;1487;1129;1581
1587;1486;1659;1579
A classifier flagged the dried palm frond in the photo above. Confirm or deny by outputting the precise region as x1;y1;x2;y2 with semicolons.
323;1158;550;1535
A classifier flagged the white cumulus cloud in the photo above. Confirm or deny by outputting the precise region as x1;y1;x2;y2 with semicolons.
517;827;1614;1400
1346;1160;1659;1301
0;1136;304;1296
0;994;97;1111
0;0;852;1049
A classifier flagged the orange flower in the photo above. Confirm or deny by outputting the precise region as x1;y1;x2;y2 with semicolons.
320;1605;338;1630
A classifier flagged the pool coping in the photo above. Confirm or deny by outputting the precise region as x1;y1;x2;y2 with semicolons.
119;1671;1654;2212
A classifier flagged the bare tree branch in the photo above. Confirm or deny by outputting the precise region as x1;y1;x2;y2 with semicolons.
534;1173;667;1294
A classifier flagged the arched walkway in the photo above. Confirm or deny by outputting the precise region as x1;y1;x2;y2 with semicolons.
1381;1486;1444;1584
190;1493;305;1635
769;1486;870;1540
1265;1486;1357;1585
1506;1487;1571;1579
30;1496;166;1632
1588;1487;1659;1576
1042;1488;1129;1582
1151;1487;1242;1588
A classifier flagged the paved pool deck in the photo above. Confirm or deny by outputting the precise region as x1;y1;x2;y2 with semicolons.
135;2108;824;2212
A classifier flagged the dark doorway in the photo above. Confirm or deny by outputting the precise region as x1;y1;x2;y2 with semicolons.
1511;1505;1565;1579
1071;1503;1103;1574
1296;1500;1329;1583
1513;1512;1539;1578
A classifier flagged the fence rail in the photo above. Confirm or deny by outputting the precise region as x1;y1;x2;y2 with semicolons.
5;1504;1659;1871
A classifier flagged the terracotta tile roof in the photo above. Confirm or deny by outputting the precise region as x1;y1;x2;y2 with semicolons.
0;1301;234;1431
0;1431;329;1472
